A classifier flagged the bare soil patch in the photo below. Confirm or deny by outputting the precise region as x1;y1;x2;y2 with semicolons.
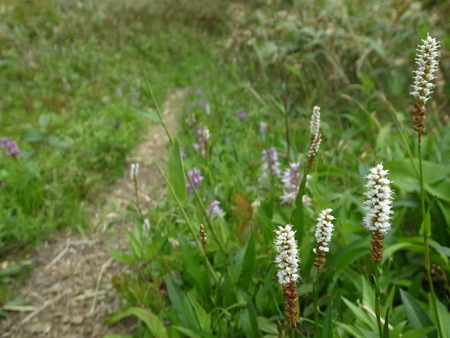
0;91;183;338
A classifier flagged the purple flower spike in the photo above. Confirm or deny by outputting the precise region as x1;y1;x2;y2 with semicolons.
1;137;20;156
261;147;281;179
236;108;248;120
208;200;225;219
186;169;204;194
280;162;302;205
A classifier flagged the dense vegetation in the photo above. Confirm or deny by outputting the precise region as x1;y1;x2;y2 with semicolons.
2;0;449;337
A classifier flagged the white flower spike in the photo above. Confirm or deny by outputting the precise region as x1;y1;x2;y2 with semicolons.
411;33;440;106
274;224;300;285
363;163;394;235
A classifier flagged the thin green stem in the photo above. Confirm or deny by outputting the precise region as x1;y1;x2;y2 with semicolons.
154;160;219;283
418;138;443;337
374;264;383;338
284;108;291;162
313;271;320;337
132;176;144;218
186;171;226;254
142;69;174;145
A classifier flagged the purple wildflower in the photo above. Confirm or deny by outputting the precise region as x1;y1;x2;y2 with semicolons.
280;162;302;204
1;137;20;156
180;147;187;158
186;169;203;194
236;108;248;120
115;87;123;97
208;200;225;219
194;126;210;157
261;147;281;179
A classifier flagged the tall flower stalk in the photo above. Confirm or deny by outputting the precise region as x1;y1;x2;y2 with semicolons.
306;106;322;175
274;224;300;330
130;163;143;216
410;33;443;337
312;209;335;333
363;163;393;338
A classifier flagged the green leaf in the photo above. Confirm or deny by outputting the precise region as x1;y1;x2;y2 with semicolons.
107;247;138;265
172;326;201;338
322;300;333;338
187;290;211;334
135;108;163;124
358;72;376;89
342;297;376;331
125;230;142;259
401;327;437;338
337;323;366;338
382;242;424;263
241;234;256;290
237;289;259;338
399;289;435;335
361;275;375;310
420;196;437;237
290;176;307;245
383;308;390;338
165;276;189;327
106;307;168;338
167;138;187;203
22;130;46;143
256;317;278;335
142;236;166;261
436;298;450;338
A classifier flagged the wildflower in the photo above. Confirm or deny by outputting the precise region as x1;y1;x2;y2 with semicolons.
208;200;225;219
180;147;187;158
193;126;210;157
168;237;180;248
363;163;394;263
259;122;267;134
274;224;300;328
1;137;20;156
236;108;248;120
251;199;261;215
261;147;281;179
130;163;142;213
142;218;150;237
310;105;321;136
313;209;335;270
130;163;139;180
115;87;122;97
202;101;211;115
280;162;302;205
306;106;322;174
186;169;203;194
199;224;207;248
411;33;440;136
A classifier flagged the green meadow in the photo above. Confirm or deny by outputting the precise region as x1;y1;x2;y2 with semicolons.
1;0;449;336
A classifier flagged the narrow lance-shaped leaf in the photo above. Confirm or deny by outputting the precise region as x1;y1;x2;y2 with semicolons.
167;138;187;202
419;196;436;237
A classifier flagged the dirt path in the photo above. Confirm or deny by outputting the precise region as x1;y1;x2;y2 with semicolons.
0;91;183;338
